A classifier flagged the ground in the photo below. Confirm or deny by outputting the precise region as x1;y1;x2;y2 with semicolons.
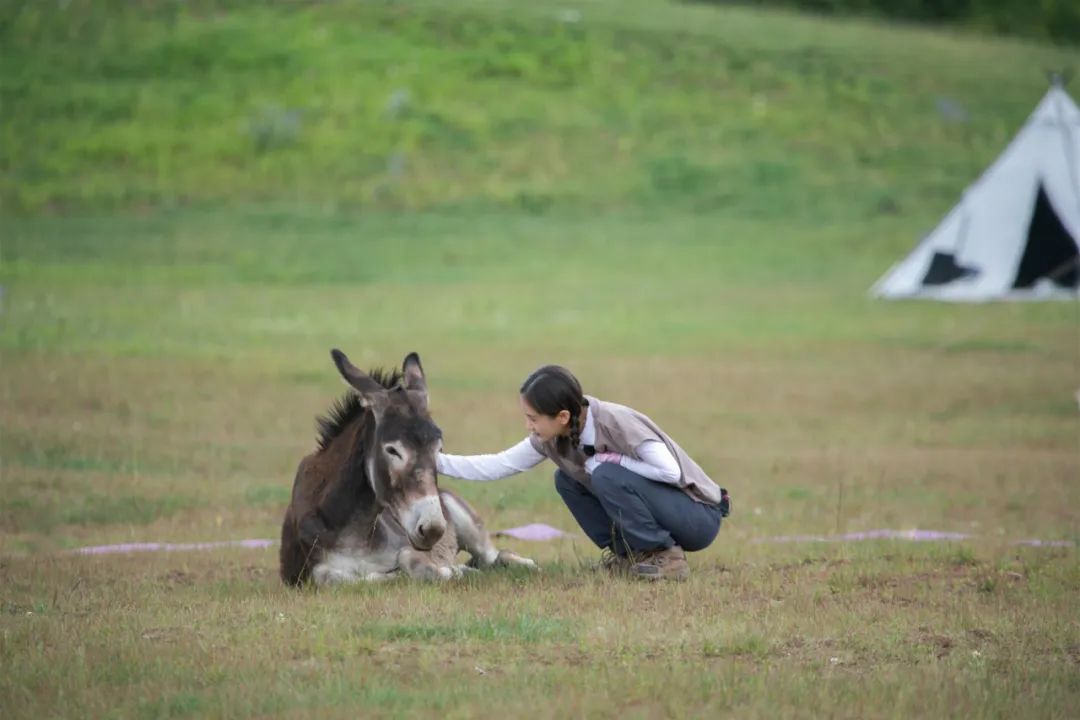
1;0;1078;717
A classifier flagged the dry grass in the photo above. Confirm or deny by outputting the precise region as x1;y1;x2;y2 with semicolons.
2;206;1078;717
2;545;1077;718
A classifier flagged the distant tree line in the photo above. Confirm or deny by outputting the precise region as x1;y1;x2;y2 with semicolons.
689;0;1079;45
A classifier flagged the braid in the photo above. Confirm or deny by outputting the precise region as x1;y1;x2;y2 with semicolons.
569;412;582;450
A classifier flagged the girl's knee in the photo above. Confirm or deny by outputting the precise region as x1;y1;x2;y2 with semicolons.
681;515;722;552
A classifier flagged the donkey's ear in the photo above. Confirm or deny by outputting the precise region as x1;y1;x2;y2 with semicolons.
402;352;426;393
403;352;428;411
331;349;387;407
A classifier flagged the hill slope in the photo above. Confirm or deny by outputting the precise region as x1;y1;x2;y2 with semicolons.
1;0;1076;216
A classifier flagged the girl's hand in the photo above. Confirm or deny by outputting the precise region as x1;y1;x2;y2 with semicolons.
584;452;623;474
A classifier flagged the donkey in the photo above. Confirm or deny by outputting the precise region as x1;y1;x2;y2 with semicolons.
280;349;537;586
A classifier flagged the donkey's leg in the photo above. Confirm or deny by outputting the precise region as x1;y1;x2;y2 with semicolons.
439;490;538;571
311;552;399;586
439;490;498;567
311;564;396;586
397;547;455;581
492;550;539;571
313;567;398;585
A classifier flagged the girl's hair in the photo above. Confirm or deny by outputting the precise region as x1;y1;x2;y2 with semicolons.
519;365;589;454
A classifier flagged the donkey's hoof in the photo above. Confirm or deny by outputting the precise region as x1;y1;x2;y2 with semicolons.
496;550;540;571
451;564;480;578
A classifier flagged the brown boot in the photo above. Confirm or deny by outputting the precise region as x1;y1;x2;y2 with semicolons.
631;545;689;581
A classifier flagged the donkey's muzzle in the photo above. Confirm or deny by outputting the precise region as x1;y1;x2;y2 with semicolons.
411;518;447;550
405;495;447;550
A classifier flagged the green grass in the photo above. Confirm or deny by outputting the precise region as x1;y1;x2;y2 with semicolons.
2;0;1077;214
1;0;1079;718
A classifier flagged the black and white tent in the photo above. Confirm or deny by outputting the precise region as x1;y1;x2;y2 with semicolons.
872;81;1080;301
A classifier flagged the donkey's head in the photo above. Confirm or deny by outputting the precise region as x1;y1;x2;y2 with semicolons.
331;348;446;551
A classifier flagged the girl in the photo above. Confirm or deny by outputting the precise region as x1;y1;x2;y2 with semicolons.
437;365;727;580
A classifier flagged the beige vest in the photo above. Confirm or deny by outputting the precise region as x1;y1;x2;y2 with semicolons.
529;395;722;506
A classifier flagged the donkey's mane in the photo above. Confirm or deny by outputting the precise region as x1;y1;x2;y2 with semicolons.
315;368;403;451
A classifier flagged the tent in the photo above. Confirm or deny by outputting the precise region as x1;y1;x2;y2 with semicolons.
872;80;1080;302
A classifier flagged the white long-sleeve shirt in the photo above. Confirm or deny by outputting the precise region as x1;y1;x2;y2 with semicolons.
436;406;681;485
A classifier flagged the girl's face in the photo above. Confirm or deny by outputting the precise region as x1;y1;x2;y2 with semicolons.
519;396;570;443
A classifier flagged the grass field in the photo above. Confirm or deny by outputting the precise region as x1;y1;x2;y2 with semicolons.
2;0;1079;717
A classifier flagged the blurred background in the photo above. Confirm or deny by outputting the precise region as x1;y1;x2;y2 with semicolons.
1;0;1077;553
3;2;1080;717
3;0;1079;215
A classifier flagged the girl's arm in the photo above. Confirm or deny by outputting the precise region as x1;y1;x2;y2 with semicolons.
437;437;546;481
587;440;681;485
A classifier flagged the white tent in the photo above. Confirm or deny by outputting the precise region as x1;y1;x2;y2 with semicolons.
872;81;1080;302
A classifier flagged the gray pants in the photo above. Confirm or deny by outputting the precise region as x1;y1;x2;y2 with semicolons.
555;464;722;555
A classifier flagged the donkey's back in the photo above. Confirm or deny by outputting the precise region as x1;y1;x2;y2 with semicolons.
280;455;328;586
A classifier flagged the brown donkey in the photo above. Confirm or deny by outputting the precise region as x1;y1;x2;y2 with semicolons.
280;349;536;586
